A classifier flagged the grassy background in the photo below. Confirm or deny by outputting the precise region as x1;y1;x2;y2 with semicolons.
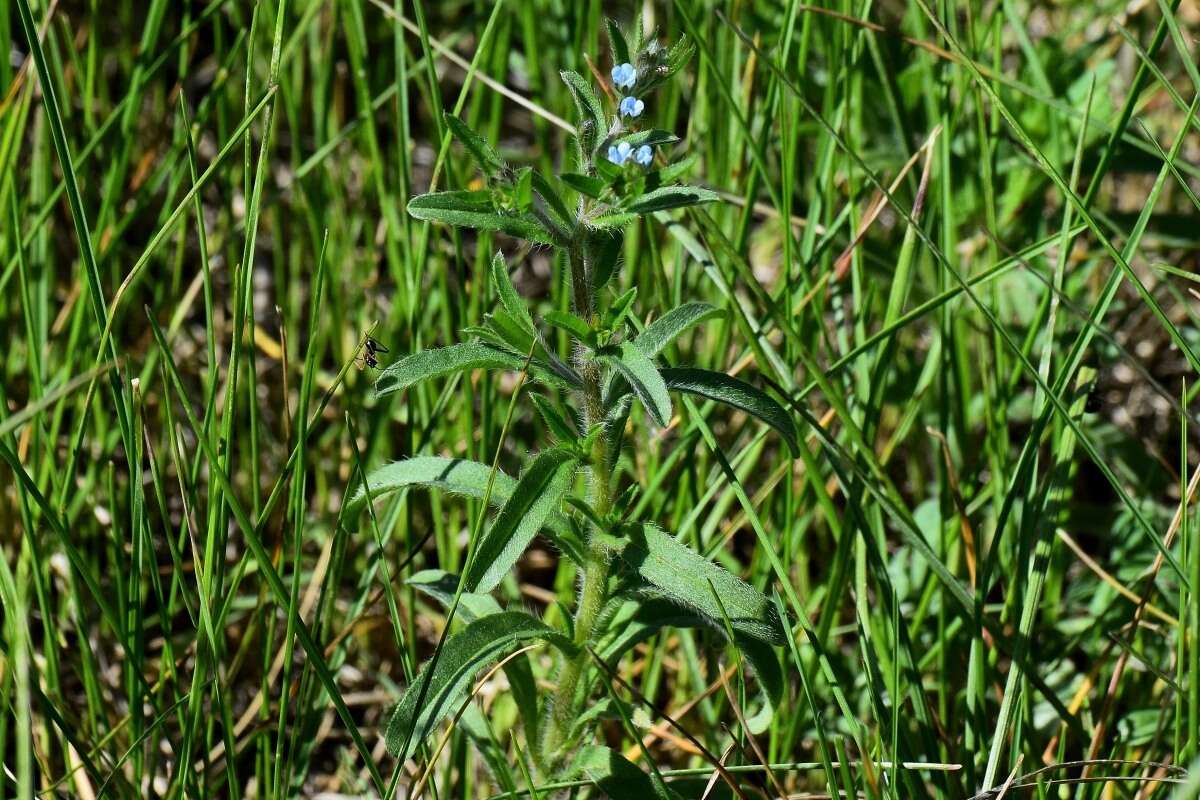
4;0;1200;796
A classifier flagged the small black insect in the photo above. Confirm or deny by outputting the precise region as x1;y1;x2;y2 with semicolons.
357;337;389;370
365;337;389;357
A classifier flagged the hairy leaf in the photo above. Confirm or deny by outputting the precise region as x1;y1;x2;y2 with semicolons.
661;367;799;454
490;252;535;334
444;113;507;177
530;394;580;443
385;612;571;760
635;302;723;357
376;342;529;396
530;169;573;228
463;449;578;592
614;523;784;645
544;310;594;343
599;342;672;427
407;569;502;620
571;745;681;800
561;172;608;199
406;570;542;747
560;70;607;142
620;129;681;149
626;185;719;214
408;191;555;243
590;228;624;290
344;456;581;563
605;18;630;65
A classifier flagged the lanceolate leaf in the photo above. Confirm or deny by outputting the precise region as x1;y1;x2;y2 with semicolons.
620;129;680;149
344;456;581;564
463;449;578;593
375;342;561;397
530;169;573;228
561;172;607;199
560;70;606;141
407;191;556;243
626;185;719;214
406;570;542;748
605;17;630;65
590;228;624;290
571;745;682;800
407;569;502;621
614;523;784;645
530;394;580;443
662;367;799;455
634;302;723;357
599;342;672;427
444;113;507;177
490;251;535;334
385;612;572;760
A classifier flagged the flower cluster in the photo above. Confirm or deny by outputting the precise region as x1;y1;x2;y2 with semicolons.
607;61;652;167
607;140;653;167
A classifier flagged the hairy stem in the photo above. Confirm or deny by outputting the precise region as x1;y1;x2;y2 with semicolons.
543;235;613;760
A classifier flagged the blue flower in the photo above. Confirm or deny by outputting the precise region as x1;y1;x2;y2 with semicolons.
611;62;636;89
607;141;633;165
634;145;653;166
619;96;645;118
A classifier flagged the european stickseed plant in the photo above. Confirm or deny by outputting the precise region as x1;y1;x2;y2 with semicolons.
349;22;798;796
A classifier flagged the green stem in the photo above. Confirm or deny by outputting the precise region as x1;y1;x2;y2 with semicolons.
544;237;613;760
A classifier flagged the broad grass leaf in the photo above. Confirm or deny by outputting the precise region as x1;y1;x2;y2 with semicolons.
385;612;571;760
570;745;682;800
598;342;672;427
407;190;555;243
344;456;581;564
444;113;507;177
462;449;578;592
661;367;799;455
626;185;718;214
615;523;784;645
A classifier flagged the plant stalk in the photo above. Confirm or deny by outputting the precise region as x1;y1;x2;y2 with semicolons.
544;235;614;760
